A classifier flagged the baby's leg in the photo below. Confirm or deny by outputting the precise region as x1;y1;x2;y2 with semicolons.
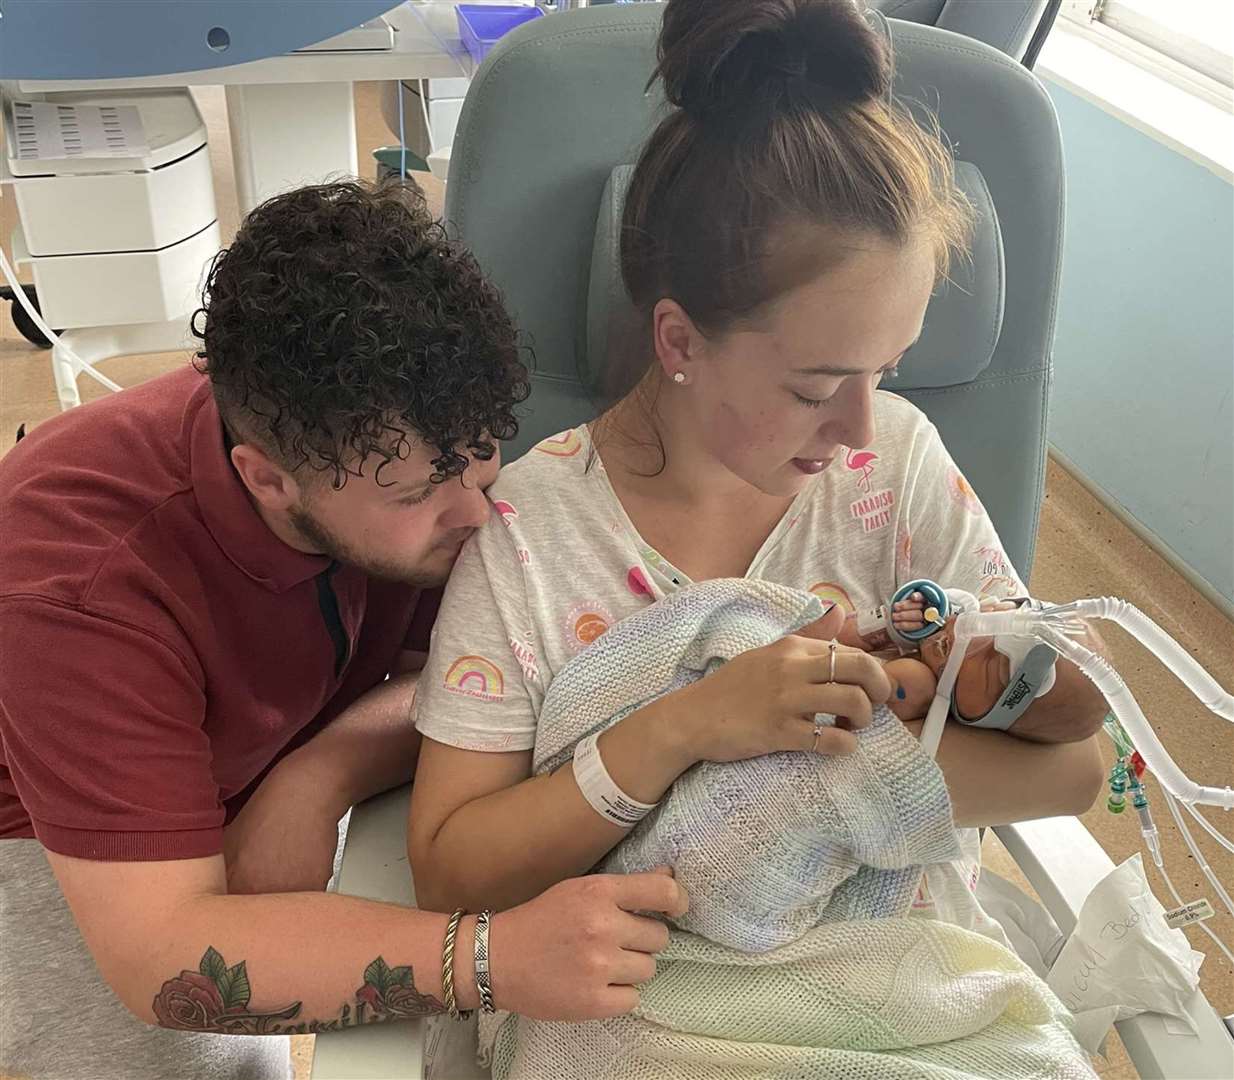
883;656;937;722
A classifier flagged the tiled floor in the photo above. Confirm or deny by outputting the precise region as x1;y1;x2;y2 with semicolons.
3;82;1231;1080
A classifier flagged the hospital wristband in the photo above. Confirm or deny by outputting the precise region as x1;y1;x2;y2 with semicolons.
856;604;889;639
572;732;658;828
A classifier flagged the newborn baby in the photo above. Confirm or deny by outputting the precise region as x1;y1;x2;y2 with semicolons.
805;585;1068;741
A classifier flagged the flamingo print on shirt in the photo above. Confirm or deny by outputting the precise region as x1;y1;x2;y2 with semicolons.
844;447;878;493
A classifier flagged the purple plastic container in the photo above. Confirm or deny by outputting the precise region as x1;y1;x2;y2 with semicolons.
456;4;544;65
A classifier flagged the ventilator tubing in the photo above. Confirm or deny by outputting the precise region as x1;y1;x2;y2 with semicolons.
922;599;1234;810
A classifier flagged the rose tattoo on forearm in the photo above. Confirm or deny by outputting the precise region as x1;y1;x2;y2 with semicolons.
153;947;444;1035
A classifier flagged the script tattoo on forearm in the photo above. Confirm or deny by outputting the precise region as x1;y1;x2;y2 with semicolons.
152;947;444;1034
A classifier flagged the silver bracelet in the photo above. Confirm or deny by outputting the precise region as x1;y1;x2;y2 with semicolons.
474;909;495;1014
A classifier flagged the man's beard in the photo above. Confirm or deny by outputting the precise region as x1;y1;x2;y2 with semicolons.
288;505;465;587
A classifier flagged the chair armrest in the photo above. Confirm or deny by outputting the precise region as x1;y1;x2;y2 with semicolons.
311;784;427;1080
995;817;1234;1080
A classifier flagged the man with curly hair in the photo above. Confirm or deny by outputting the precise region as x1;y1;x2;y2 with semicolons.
0;182;684;1080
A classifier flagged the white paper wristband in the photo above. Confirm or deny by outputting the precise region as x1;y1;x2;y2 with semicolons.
572;732;658;828
856;604;888;639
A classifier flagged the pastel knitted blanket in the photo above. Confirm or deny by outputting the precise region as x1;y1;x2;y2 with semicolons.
484;918;1095;1079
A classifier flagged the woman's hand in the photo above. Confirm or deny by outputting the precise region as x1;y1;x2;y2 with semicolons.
661;632;894;768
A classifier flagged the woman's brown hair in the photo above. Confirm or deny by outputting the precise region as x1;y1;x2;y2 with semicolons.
620;0;973;338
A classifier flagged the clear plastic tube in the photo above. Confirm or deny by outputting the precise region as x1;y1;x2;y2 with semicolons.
0;245;122;393
944;607;1234;809
1067;598;1234;720
1153;829;1234;966
1181;798;1234;859
935;600;1234;950
1163;788;1234;919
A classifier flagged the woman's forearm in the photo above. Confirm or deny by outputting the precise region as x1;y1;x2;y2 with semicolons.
412;696;697;913
904;720;1105;826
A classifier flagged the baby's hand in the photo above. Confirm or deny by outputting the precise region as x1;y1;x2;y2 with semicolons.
890;591;929;632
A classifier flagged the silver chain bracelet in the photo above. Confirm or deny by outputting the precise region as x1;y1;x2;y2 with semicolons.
474;909;495;1014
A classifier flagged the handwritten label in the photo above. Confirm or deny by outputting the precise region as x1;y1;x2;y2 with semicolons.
1059;942;1109;1012
1058;897;1153;1012
1046;854;1203;1043
1099;906;1143;943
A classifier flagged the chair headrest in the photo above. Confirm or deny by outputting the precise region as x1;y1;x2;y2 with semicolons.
583;158;1004;401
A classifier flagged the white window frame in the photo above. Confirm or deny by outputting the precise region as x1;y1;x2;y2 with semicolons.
1058;0;1232;113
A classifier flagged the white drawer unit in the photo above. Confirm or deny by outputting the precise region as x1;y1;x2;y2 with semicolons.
2;85;220;408
4;89;216;258
14;218;222;329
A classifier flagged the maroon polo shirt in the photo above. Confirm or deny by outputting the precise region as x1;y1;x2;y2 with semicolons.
0;365;438;860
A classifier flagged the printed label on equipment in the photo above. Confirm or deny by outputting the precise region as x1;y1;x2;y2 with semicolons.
1163;898;1215;929
9;100;149;161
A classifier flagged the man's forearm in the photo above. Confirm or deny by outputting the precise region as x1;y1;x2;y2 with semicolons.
123;891;475;1034
280;674;423;812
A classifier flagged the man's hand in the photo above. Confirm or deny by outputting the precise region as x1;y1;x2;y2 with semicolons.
492;867;689;1020
223;762;346;894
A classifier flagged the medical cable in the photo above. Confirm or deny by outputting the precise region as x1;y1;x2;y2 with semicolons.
922;594;1234;967
1104;713;1233;957
398;75;408;181
0;244;122;393
1152;807;1234;966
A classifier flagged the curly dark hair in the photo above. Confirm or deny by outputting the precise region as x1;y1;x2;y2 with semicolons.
192;180;530;487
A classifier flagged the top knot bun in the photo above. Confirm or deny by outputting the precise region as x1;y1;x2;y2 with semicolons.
655;0;890;120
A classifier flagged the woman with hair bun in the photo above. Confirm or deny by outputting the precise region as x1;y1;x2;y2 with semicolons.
410;0;1104;1062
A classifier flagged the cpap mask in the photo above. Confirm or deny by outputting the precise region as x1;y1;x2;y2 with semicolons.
858;579;1058;731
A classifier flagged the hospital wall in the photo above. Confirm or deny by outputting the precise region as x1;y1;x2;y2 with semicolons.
1043;82;1234;610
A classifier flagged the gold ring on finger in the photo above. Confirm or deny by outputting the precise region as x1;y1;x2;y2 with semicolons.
828;641;838;683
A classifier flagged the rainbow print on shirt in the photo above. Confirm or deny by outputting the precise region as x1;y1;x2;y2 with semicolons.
533;429;583;457
492;500;519;527
442;655;505;703
808;582;855;615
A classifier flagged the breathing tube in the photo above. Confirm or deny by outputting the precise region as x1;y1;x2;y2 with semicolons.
923;597;1234;811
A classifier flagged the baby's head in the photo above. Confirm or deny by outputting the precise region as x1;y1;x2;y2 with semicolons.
917;619;1010;721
